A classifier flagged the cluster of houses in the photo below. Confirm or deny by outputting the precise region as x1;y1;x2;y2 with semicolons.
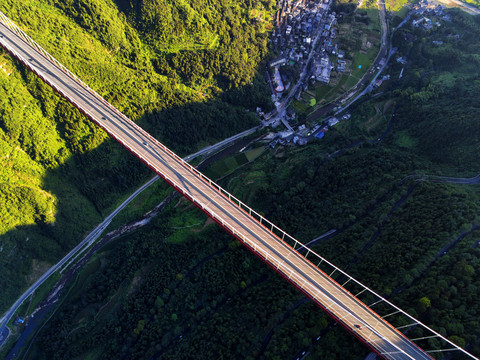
267;112;352;148
413;0;446;16
272;0;330;57
315;55;331;83
412;16;438;30
412;0;447;30
268;0;347;99
263;0;358;147
309;12;347;84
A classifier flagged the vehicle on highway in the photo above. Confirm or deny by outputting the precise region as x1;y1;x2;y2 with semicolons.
355;324;363;330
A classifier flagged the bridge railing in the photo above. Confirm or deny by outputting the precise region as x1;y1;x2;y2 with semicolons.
0;11;478;360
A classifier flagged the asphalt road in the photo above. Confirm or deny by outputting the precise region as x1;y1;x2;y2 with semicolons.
402;173;480;185
332;0;389;116
0;20;432;360
0;172;164;347
0;204;111;345
0;121;258;348
268;4;330;127
419;174;480;185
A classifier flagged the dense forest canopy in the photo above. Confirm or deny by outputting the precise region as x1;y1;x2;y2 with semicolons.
0;0;273;312
2;0;480;359
13;6;480;360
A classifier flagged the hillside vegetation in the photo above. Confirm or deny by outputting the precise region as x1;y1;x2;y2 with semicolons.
460;0;480;9
0;0;273;312
17;7;480;360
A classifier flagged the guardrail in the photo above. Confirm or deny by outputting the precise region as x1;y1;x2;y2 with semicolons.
0;11;478;360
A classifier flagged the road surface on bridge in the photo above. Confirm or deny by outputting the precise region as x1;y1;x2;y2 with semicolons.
0;20;431;360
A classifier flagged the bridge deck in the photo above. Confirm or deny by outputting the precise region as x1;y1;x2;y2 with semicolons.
0;21;431;360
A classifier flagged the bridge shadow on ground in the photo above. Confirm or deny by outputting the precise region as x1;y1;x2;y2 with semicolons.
0;64;268;319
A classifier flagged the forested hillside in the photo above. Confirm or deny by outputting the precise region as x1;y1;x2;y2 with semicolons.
459;0;480;10
16;7;480;360
0;0;273;312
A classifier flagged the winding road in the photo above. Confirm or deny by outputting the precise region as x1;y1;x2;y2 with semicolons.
0;123;258;348
401;173;480;185
0;12;448;360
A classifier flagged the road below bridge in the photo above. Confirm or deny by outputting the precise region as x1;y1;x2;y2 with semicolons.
0;17;434;360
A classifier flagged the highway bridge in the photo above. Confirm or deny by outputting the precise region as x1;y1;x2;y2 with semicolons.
0;12;476;360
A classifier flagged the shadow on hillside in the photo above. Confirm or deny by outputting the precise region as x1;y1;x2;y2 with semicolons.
0;75;269;314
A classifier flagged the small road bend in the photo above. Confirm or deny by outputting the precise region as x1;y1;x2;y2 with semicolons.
0;17;433;360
